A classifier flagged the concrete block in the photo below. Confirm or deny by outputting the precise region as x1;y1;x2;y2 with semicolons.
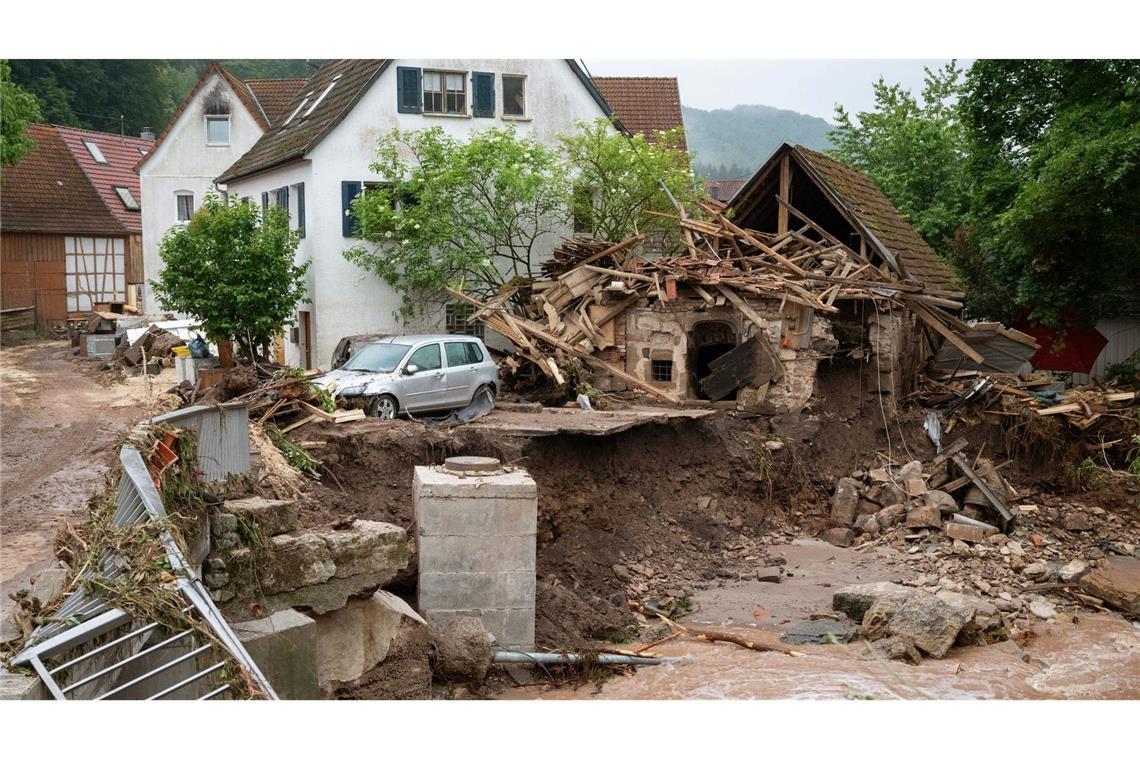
417;535;536;574
944;522;986;543
223;497;297;536
423;607;535;650
0;670;49;700
414;466;537;500
416;497;537;537
418;571;536;610
233;609;319;700
314;594;404;688
320;520;409;579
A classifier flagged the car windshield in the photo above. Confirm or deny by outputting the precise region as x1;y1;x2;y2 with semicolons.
342;343;409;372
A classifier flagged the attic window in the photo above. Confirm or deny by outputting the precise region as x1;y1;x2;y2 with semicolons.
137;147;149;156
83;140;108;164
114;187;140;211
206;116;230;146
304;76;341;118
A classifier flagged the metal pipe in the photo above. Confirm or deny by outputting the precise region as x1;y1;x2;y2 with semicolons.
493;651;678;667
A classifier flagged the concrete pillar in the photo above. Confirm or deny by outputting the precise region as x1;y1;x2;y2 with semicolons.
414;457;537;650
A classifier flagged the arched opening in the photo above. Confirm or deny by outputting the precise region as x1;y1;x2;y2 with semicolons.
689;321;738;399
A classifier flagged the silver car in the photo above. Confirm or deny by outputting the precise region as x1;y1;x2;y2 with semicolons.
314;335;499;419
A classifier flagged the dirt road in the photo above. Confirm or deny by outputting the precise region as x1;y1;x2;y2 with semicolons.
0;340;161;615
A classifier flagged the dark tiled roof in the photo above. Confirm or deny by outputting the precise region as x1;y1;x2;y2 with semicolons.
792;146;960;293
591;77;686;149
704;179;745;202
136;62;274;172
0;124;129;235
246;78;310;123
56;125;150;234
218;59;388;184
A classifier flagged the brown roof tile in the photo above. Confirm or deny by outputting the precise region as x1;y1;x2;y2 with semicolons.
246;78;310;124
56;125;150;234
792;146;960;293
1;124;129;236
704;179;745;203
217;60;388;185
591;77;686;149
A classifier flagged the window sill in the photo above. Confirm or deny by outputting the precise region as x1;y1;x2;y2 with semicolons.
502;114;531;122
205;143;231;148
422;112;471;119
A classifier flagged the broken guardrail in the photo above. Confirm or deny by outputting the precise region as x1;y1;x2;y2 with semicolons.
9;405;277;700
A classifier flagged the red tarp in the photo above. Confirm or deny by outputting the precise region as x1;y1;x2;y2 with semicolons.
1019;323;1108;375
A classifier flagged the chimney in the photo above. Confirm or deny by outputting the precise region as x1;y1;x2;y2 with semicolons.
140;127;156;141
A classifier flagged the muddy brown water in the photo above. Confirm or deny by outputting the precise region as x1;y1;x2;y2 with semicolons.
505;540;1140;700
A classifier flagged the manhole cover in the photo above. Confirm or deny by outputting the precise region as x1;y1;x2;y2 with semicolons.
443;456;501;474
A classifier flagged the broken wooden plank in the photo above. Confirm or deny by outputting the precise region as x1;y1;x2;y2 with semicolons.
716;285;767;331
950;452;1014;529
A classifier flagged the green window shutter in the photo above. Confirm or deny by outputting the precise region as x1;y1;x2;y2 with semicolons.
297;183;306;238
261;191;268;216
472;72;495;118
341;180;362;237
397;66;422;114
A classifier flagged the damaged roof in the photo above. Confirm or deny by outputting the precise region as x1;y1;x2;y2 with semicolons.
591;77;686;149
730;143;961;294
245;78;311;123
1;124;139;236
55;124;150;234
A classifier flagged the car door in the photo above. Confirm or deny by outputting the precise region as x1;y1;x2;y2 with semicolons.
443;340;479;406
400;342;447;411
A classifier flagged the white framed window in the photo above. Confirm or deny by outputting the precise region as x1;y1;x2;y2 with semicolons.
206;116;230;145
503;75;526;117
114;186;140;211
175;192;194;222
423;70;467;115
83;140;108;164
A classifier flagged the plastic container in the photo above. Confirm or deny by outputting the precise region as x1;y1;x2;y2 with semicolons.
172;345;191;358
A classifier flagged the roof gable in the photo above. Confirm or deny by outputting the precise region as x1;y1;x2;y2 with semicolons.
135;62;272;172
590;77;686;149
0;124;128;236
56;125;150;233
729;143;960;293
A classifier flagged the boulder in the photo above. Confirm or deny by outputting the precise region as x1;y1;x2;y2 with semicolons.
431;616;495;683
878;483;908;508
755;567;782;583
861;596;906;641
876;503;907;528
905;505;942;529
1061;511;1094;532
903;477;926;497
1029;600;1056;620
314;590;427;690
31;567;69;606
853;514;881;536
868;635;923;666
780;619;857;645
222;497;297;537
886;592;968;658
832;582;916;622
830;477;861;527
821;527;854;548
1079;557;1140;615
935;590;1004;643
858;499;881;516
897;460;924;479
1058;559;1090;582
925;490;959;514
1022;561;1049;579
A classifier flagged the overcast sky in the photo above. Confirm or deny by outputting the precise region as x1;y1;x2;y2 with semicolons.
584;59;964;121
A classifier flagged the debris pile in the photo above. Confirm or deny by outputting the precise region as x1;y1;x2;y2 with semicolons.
451;202;980;405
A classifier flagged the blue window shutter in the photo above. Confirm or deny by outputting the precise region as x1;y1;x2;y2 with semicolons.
472;72;495;118
397;66;422;114
297;183;306;238
341;180;362;237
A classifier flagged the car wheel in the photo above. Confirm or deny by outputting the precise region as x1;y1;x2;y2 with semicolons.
369;395;399;420
471;384;496;406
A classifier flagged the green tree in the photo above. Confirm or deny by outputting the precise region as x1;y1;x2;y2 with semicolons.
152;193;308;362
1;59;41;167
344;126;571;315
955;60;1140;326
560;118;699;249
828;61;970;259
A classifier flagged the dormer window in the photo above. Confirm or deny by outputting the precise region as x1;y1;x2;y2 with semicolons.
114;186;140;211
206;116;230;146
83;140;108;164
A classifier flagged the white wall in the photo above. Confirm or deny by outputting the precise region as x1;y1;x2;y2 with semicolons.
139;73;265;313
230;59;614;370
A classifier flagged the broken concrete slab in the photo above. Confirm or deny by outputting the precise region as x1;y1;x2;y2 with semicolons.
233;609;318;700
832;582;916;622
314;590;426;690
886;592;968;658
1079;557;1140;615
465;406;715;437
222;497;298;537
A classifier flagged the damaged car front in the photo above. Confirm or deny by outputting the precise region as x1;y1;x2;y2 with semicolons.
312;341;411;419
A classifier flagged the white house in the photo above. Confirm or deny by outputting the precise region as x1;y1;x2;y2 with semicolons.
214;59;655;370
136;62;307;313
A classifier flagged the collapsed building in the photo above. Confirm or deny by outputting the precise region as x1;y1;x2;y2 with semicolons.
455;143;991;415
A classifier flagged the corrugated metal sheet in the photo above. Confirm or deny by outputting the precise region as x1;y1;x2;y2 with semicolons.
148;403;251;483
1070;318;1140;384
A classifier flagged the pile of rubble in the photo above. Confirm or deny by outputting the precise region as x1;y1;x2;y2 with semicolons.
451;202;979;403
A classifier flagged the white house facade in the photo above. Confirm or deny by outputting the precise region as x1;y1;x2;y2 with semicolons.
136;63;305;313
217;59;623;370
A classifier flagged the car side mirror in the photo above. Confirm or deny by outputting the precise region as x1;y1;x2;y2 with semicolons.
403;364;419;375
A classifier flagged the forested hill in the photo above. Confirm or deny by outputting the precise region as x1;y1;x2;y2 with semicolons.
684;104;834;180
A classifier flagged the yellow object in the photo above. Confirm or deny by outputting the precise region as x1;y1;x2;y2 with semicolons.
172;346;191;358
